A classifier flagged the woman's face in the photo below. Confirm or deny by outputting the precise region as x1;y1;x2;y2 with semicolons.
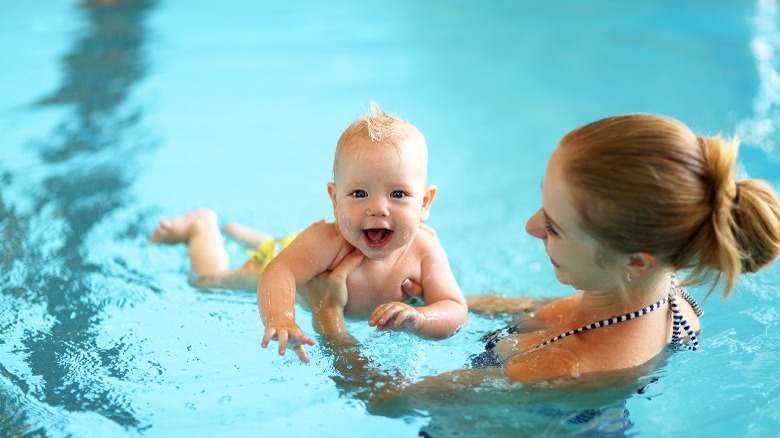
525;148;621;291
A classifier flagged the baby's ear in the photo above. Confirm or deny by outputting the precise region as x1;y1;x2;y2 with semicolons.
327;182;338;217
420;184;437;222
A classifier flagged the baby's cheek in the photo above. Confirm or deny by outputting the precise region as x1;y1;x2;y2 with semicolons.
338;221;359;243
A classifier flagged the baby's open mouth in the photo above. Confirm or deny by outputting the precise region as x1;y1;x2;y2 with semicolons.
363;228;393;248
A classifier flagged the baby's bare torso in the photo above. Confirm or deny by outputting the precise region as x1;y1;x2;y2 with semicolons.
292;220;434;320
342;243;423;319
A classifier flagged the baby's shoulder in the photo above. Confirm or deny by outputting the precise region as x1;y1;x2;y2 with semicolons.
295;220;351;256
300;220;357;270
300;219;341;242
303;218;336;232
412;223;443;249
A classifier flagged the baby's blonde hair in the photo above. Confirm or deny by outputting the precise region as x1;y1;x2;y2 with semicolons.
333;102;425;175
560;114;780;297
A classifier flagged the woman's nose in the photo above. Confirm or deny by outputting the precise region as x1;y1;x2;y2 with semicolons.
525;208;546;240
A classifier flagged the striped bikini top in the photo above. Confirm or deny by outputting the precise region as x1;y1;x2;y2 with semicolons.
536;273;703;351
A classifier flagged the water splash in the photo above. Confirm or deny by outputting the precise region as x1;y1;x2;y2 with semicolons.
737;0;780;153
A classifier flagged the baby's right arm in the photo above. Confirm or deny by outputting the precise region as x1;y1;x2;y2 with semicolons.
257;221;346;362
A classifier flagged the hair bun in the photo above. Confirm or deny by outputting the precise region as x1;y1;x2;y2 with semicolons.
698;135;739;213
730;179;780;273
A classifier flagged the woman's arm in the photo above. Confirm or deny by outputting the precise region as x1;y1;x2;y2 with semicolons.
466;294;544;315
305;249;364;340
306;260;517;399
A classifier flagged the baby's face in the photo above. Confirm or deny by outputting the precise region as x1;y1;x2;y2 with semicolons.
328;133;433;259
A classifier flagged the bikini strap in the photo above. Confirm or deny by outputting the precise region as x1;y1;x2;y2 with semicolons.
670;273;703;316
533;273;702;352
534;295;669;350
669;274;700;351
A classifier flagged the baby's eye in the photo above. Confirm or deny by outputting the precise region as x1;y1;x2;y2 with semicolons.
390;190;406;199
351;190;367;198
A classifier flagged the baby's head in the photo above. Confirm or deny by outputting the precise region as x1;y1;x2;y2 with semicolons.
332;102;427;176
328;102;436;259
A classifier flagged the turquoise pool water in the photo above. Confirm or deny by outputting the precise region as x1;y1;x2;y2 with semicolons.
1;0;778;436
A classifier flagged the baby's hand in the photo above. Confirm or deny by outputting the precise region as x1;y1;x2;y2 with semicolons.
369;302;425;334
261;321;316;363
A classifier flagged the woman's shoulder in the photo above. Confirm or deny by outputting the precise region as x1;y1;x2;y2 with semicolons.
532;293;582;322
503;345;582;383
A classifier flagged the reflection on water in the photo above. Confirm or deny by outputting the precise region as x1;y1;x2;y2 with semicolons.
1;0;155;433
323;333;671;437
0;0;777;436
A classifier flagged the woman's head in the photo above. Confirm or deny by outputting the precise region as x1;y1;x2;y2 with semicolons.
526;147;633;293
556;114;780;297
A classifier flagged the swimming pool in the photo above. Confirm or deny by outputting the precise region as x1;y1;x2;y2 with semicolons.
1;0;778;436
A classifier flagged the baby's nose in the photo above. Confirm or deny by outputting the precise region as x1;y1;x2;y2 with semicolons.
368;197;390;217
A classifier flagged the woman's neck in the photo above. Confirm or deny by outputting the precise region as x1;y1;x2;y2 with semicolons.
578;269;672;317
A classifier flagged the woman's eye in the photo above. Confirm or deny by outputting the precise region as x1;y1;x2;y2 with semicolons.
351;190;367;198
544;221;558;236
390;190;406;199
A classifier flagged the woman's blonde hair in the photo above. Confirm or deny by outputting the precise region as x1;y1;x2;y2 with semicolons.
559;114;780;297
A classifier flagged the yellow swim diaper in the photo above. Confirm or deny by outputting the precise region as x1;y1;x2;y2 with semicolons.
246;232;299;269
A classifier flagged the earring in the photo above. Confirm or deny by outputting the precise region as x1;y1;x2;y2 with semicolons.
625;271;633;282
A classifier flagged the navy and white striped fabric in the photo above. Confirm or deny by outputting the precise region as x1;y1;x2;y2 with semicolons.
669;293;699;351
535;295;669;349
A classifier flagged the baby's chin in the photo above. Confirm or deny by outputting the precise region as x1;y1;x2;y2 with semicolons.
346;229;397;259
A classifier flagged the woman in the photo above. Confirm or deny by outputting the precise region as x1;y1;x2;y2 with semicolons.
309;113;780;384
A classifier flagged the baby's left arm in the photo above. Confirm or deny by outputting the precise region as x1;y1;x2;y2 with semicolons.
370;235;467;338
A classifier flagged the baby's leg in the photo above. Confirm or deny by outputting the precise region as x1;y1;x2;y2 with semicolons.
195;260;263;290
150;208;230;276
223;222;270;248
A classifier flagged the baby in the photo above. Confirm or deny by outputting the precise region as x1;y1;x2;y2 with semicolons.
258;103;467;362
150;103;468;363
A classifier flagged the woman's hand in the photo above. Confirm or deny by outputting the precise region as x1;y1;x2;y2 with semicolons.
305;249;364;337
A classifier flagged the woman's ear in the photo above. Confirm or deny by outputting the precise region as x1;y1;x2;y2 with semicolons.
625;252;657;280
420;184;437;222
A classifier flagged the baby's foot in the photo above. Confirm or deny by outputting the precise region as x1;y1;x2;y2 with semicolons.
223;222;270;248
150;208;217;244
